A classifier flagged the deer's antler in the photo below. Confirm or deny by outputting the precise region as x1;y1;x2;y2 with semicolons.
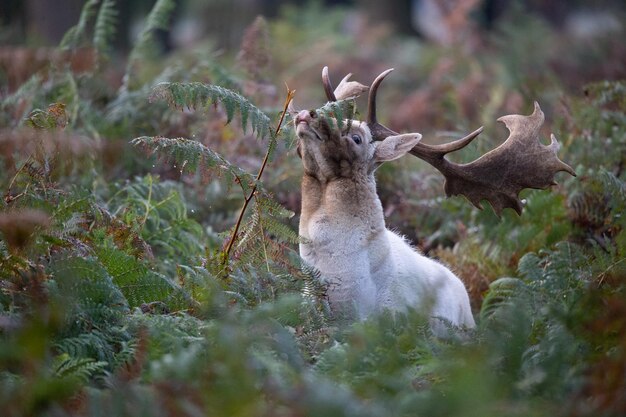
364;69;576;215
322;66;369;102
322;66;576;215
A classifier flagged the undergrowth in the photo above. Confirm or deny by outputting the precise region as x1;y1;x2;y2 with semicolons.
0;1;625;416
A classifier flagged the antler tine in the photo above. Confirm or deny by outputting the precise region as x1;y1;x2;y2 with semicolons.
366;68;395;140
410;126;484;165
322;66;337;102
364;67;484;156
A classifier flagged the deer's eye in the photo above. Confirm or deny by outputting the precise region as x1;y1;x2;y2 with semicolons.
351;134;362;144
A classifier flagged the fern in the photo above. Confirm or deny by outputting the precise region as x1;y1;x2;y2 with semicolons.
131;136;257;193
229;195;300;276
24;103;68;130
55;328;128;364
149;82;272;139
48;254;129;327
53;354;108;383
95;243;188;310
479;277;529;322
59;0;100;50
130;312;207;362
316;98;356;129
314;309;435;401
256;194;295;220
103;176;209;263
0;74;43;126
123;0;177;91
598;169;626;207
93;0;118;59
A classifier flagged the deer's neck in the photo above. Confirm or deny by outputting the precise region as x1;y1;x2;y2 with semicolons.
299;172;389;319
300;173;384;232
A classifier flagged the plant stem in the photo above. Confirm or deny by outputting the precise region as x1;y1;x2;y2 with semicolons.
221;86;295;270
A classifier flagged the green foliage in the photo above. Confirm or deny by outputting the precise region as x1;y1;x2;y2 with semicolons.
1;3;625;417
315;310;435;398
93;0;118;59
58;0;118;66
479;277;529;322
59;0;101;51
95;243;187;310
316;98;356;129
53;355;108;383
131;136;257;192
231;196;299;271
124;0;177;91
103;176;212;274
149;82;272;139
49;255;129;323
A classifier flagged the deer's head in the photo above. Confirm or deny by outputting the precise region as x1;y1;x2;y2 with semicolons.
294;66;575;215
294;108;420;181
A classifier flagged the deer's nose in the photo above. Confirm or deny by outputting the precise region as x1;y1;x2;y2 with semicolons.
295;109;316;125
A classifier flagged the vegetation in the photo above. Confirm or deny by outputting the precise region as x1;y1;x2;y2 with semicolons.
1;1;624;416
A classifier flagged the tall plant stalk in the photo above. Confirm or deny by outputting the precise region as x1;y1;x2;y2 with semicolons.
221;87;296;270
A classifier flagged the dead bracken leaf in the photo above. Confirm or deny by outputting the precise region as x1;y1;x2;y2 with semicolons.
24;103;68;130
46;103;69;128
237;16;270;81
0;209;50;252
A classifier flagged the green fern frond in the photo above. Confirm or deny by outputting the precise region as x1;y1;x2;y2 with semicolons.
316;99;355;129
256;194;295;219
49;255;129;319
131;136;257;193
149;82;272;139
517;253;544;282
0;74;43;124
257;196;299;245
93;0;118;58
95;244;187;310
479;277;529;322
139;0;176;36
53;354;108;382
112;338;138;368
60;0;100;50
123;0;176;90
260;215;300;245
234;210;262;255
23;103;68;130
313;309;434;397
55;330;119;363
130;312;207;359
299;263;326;301
232;198;298;263
598;170;626;204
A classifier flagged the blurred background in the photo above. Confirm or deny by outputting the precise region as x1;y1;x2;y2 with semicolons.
2;0;624;82
2;0;626;50
1;0;624;131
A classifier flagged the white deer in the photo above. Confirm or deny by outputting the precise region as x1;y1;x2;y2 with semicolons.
293;67;574;334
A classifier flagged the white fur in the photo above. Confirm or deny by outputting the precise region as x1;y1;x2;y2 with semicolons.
297;114;475;334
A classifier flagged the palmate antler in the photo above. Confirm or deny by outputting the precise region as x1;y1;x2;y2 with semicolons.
322;67;576;216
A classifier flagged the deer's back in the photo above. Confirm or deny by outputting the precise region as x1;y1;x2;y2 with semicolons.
383;230;475;327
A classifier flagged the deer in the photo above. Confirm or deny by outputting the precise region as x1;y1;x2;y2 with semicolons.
293;66;575;334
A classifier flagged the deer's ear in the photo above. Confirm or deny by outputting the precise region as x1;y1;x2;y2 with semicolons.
373;133;421;163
